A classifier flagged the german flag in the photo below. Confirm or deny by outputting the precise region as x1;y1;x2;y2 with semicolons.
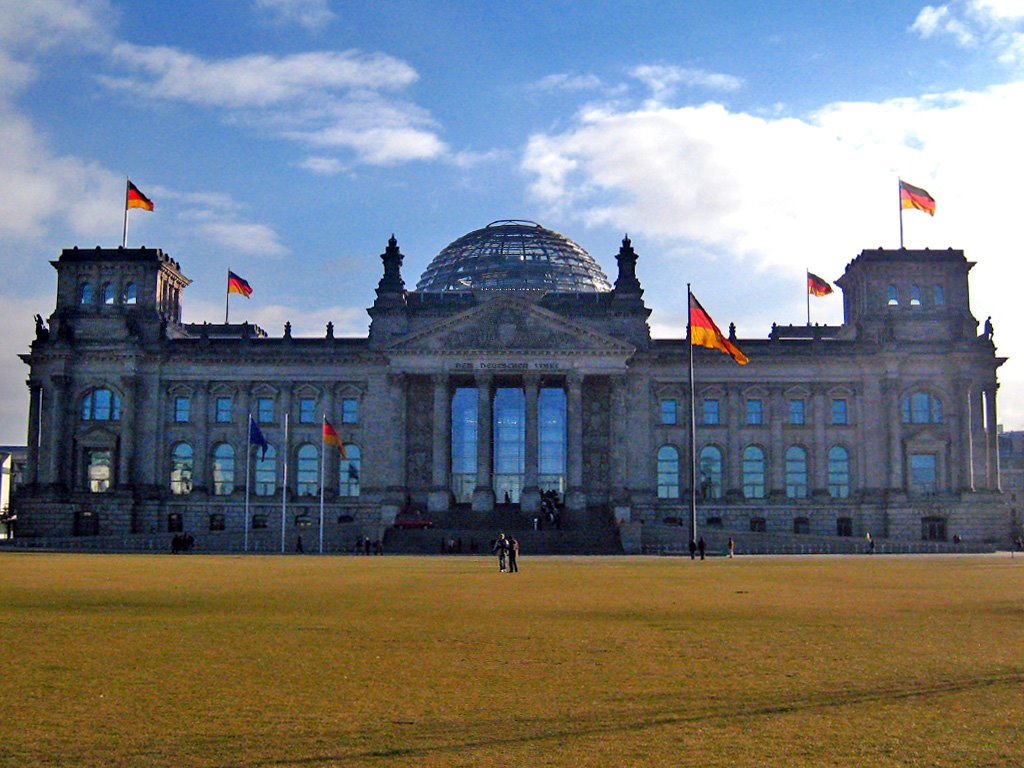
323;417;347;458
807;271;833;297
689;292;748;365
900;180;936;216
227;270;253;298
126;180;154;211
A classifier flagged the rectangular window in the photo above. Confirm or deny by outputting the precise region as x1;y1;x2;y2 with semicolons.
831;398;848;425
215;397;232;423
788;399;805;425
702;398;720;425
299;397;316;424
660;399;677;425
174;396;190;423
209;513;225;532
746;398;763;425
257;397;274;424
910;454;937;495
933;285;945;306
341;397;359;424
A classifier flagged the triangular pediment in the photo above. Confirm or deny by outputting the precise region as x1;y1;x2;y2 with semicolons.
385;295;634;355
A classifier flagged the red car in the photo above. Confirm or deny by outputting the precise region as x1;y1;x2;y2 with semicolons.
392;513;434;530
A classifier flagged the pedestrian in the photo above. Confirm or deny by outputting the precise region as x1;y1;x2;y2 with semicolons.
296;534;304;553
492;532;509;572
866;531;874;554
509;537;519;573
698;536;706;560
688;539;696;560
727;537;735;558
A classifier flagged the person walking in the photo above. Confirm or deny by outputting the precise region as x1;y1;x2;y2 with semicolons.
698;536;706;560
493;532;509;572
688;538;697;560
509;537;519;573
727;537;735;558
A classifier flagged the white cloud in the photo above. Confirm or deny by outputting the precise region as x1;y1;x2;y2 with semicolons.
0;0;113;52
299;156;348;175
912;1;1024;63
630;64;742;104
196;222;288;258
531;73;606;92
254;0;336;31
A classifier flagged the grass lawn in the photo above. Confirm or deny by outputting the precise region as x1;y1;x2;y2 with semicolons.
1;552;1022;767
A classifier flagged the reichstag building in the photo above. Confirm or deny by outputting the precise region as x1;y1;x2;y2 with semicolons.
12;220;1010;552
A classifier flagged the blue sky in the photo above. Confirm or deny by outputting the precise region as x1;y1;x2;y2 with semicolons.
3;0;1024;442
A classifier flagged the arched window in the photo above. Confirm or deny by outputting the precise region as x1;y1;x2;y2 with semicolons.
698;446;723;499
339;444;361;497
910;284;922;306
123;282;137;305
657;445;680;499
933;285;945;306
296;444;319;496
742;446;765;499
901;392;943;424
887;285;899;306
170;443;193;495
102;282;115;305
785;446;808;499
212;443;235;496
81;388;121;421
828;446;850;498
254;445;276;496
79;283;93;304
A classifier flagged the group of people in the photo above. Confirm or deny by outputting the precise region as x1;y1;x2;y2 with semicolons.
532;490;562;530
170;533;195;553
686;536;737;559
492;532;519;572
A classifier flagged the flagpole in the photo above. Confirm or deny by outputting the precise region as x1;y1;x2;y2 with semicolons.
319;415;326;554
687;284;698;548
898;178;905;249
122;178;130;248
281;412;289;553
806;269;811;326
244;415;252;553
225;269;230;325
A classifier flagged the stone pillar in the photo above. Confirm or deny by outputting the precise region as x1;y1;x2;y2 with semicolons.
48;374;71;488
812;388;828;493
970;384;987;491
883;378;902;491
472;374;494;512
565;372;585;513
769;388;784;495
384;374;407;516
25;380;41;485
985;383;1000;491
520;374;541;514
192;384;209;494
428;374;451;514
950;378;970;491
117;375;136;488
725;388;741;497
609;374;631;518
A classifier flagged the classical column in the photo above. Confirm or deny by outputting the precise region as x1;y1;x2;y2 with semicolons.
812;387;828;494
192;384;209;494
48;374;71;488
25;380;41;485
985;383;1000;491
970;383;987;491
428;374;452;514
950;378;970;491
608;375;628;497
769;388;784;496
883;378;903;491
725;388;741;498
117;375;136;488
472;374;494;512
520;374;541;514
565;372;585;513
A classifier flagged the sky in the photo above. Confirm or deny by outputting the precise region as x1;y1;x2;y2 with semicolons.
2;0;1024;443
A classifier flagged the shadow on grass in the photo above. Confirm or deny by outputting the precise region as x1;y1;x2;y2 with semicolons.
229;669;1024;766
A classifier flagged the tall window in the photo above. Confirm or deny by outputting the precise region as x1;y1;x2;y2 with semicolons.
79;283;93;304
742;446;766;499
910;453;937;494
102;283;115;305
703;398;720;425
888;285;899;305
901;392;942;424
339;444;361;497
657;446;680;499
170;443;193;495
493;387;525;503
660;399;677;425
785;446;808;499
123;283;137;305
297;444;319;496
82;389;121;421
831;398;848;425
341;398;359;424
922;516;947;541
450;388;477;504
215;397;232;423
86;449;112;493
828;445;850;498
256;397;274;424
699;446;723;500
299;397;316;424
933;285;945;306
254;446;276;496
212;443;235;496
788;399;805;425
538;387;566;495
746;399;763;425
174;396;191;423
910;284;922;306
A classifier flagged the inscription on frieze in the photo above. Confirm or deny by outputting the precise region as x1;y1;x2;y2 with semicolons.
450;361;565;372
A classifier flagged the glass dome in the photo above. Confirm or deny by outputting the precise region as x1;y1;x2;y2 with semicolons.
415;220;612;293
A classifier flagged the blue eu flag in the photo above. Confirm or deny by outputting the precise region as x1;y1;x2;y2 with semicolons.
248;415;269;458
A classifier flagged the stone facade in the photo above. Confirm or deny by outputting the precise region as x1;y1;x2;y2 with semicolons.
11;230;1012;552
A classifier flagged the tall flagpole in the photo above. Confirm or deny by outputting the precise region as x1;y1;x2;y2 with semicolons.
122;178;130;248
225;270;231;325
280;412;289;553
687;284;698;547
898;178;905;249
244;415;252;553
319;415;326;554
806;268;811;326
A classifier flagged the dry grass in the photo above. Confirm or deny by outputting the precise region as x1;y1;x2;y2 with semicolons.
1;552;1022;767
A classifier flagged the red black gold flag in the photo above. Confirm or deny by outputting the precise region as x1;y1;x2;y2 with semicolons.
323;418;347;459
126;180;154;211
899;180;936;216
227;270;253;298
689;292;749;365
807;271;834;297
